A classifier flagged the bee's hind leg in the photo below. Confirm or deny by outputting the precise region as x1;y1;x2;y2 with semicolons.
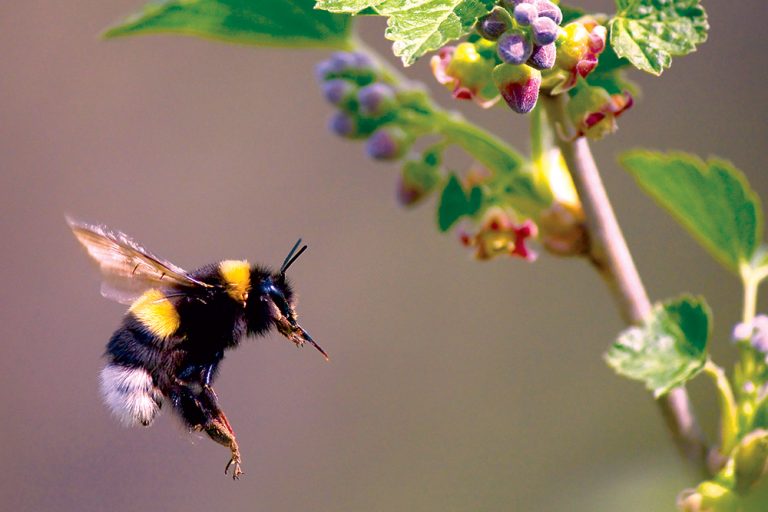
199;386;243;479
169;383;243;479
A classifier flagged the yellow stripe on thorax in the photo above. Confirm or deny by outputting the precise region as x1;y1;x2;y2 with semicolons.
129;289;180;339
219;260;251;304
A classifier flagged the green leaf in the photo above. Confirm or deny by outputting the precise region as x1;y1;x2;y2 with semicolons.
317;0;496;65
621;151;763;274
438;174;482;232
605;296;711;397
105;0;352;49
315;0;376;11
609;0;708;75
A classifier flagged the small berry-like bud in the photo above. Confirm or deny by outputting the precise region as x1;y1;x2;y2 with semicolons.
492;63;541;114
397;158;441;206
315;51;377;85
328;112;357;138
357;83;396;118
366;126;411;160
534;0;562;25
513;3;538;26
531;16;558;45
322;79;355;105
527;43;556;70
497;30;533;65
476;7;512;41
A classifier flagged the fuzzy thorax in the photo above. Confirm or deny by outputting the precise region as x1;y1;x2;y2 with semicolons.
219;260;251;305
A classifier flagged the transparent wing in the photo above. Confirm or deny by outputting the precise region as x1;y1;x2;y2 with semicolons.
68;217;212;304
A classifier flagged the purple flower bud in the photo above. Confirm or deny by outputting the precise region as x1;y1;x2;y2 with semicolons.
752;315;768;353
531;16;559;45
497;30;533;65
315;60;336;82
534;0;562;25
492;63;541;114
328;112;356;138
315;52;377;84
357;83;396;117
477;10;511;41
527;43;556;70
330;51;362;70
513;4;538;26
366;126;410;160
322;79;355;105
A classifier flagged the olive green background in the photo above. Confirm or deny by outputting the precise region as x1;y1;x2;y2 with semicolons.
1;1;765;510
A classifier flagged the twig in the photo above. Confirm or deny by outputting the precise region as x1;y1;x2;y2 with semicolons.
541;94;710;473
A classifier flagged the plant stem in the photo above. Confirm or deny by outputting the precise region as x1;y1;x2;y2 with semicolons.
541;94;710;472
704;359;740;456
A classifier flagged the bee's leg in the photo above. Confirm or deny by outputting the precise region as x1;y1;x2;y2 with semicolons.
168;383;243;479
197;385;242;479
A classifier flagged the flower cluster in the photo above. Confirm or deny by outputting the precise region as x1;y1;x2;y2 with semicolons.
318;51;588;264
431;2;611;115
318;52;449;206
317;52;414;160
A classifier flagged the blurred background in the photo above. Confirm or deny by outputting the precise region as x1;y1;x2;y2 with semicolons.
1;1;766;510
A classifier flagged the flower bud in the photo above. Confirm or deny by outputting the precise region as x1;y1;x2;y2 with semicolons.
366;126;411;160
534;0;562;25
322;79;356;106
315;51;377;85
497;30;534;65
492;63;542;114
527;43;556;70
476;7;512;41
531;16;558;45
357;83;397;118
328;112;357;138
513;3;538;26
397;158;442;206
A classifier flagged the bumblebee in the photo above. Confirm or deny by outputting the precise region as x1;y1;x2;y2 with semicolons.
68;218;327;479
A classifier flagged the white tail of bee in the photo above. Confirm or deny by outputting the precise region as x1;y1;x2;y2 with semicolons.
100;364;163;427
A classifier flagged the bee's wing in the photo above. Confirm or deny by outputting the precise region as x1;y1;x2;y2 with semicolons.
68;218;212;304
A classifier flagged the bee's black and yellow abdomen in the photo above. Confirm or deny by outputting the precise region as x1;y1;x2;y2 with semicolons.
128;289;181;340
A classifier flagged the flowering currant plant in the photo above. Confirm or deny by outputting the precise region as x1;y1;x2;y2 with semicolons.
106;0;766;509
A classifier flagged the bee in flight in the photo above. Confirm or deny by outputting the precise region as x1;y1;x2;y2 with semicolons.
68;218;327;479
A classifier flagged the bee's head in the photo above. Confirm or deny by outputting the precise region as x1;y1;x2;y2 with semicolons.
245;240;328;360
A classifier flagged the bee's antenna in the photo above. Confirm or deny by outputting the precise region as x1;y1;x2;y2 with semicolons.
280;238;308;275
